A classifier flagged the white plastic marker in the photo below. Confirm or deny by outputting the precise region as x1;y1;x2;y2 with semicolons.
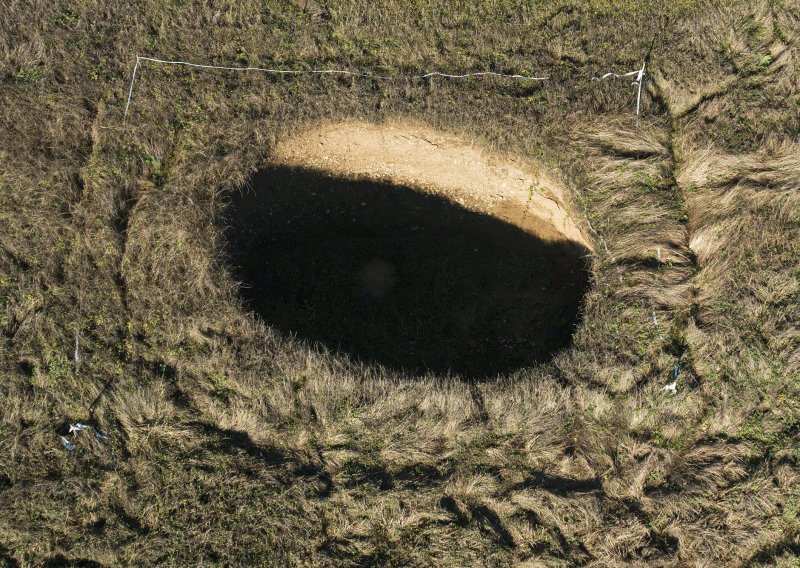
124;56;141;119
69;423;90;436
662;364;680;394
592;60;647;116
651;307;664;340
61;423;110;449
123;55;549;119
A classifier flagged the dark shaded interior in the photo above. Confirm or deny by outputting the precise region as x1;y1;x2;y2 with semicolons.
225;166;591;378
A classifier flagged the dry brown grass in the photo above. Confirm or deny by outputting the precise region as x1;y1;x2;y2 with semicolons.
1;0;799;565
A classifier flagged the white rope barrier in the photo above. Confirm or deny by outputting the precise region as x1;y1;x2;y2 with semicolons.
420;71;541;80
123;55;550;118
124;55;649;119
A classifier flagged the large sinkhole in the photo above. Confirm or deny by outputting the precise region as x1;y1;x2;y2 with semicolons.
225;122;592;378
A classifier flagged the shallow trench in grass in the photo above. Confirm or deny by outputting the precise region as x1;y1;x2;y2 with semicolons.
225;121;593;378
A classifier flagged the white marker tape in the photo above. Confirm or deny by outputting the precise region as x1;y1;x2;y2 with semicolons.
60;436;75;451
635;62;645;116
592;61;646;115
74;331;80;373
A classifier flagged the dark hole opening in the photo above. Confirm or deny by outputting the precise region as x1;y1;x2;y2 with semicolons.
226;166;591;378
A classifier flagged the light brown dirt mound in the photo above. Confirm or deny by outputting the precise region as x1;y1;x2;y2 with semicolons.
271;120;591;249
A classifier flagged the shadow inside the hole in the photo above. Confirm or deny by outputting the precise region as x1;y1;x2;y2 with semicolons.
225;165;591;379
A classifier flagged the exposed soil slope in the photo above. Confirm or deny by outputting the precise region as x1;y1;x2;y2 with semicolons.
271;120;591;247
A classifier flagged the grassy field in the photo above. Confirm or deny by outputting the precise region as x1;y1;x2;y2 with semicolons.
1;0;799;565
